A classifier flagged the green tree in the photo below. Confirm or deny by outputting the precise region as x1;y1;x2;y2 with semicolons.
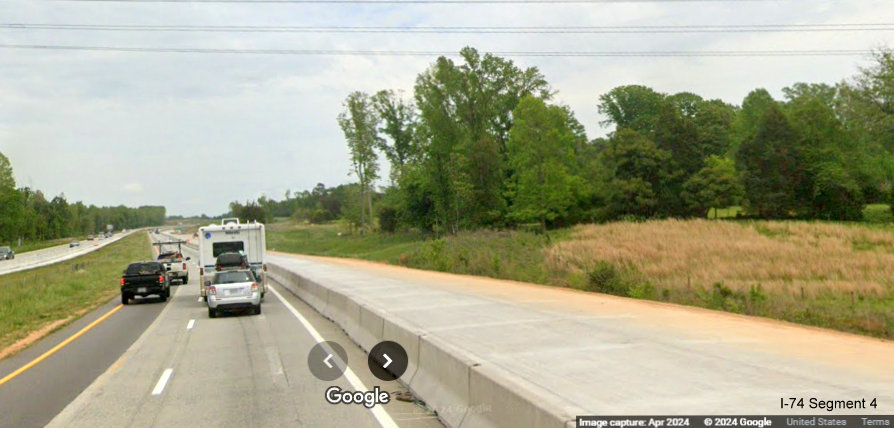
598;85;666;134
0;151;14;190
786;86;865;220
229;201;269;223
0;152;23;242
667;92;704;118
505;96;582;228
836;49;894;204
413;47;551;231
372;90;419;184
682;156;745;218
693;99;737;158
735;91;806;218
848;49;894;152
599;130;673;218
338;91;381;234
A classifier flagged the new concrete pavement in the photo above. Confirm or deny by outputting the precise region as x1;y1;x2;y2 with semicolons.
266;253;894;425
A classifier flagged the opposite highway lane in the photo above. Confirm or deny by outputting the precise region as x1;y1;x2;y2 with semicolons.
0;294;166;428
0;231;137;276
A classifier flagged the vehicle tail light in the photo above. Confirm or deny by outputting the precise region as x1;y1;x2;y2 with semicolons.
182;263;187;270
263;264;267;272
199;267;204;276
216;264;221;271
120;278;125;286
209;286;216;296
251;283;258;293
158;275;164;283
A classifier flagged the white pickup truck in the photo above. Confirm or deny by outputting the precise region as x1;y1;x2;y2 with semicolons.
153;241;191;284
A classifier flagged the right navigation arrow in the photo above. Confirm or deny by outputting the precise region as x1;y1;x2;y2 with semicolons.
368;341;408;381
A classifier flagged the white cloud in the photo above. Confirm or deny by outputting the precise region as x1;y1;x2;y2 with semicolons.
123;182;143;192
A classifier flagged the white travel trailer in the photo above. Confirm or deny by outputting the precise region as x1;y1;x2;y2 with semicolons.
198;218;267;300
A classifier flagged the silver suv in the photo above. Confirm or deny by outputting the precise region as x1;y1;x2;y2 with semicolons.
0;246;14;260
205;269;261;318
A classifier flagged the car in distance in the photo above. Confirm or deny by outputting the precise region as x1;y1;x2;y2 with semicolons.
205;269;261;318
0;246;14;260
69;241;80;248
87;235;94;241
121;261;171;305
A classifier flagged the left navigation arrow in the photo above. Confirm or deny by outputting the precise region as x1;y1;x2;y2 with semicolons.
308;341;348;381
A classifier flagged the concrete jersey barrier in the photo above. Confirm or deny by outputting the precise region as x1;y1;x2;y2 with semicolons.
265;258;583;428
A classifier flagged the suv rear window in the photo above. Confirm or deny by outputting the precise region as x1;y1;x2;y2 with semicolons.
0;247;10;253
214;271;253;284
126;263;161;275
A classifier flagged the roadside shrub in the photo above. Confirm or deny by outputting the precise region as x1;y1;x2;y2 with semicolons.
864;203;893;223
310;209;330;224
710;282;734;309
628;282;656;299
586;261;628;295
378;207;398;233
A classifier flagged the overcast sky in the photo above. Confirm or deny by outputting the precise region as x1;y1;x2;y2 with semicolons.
0;0;892;216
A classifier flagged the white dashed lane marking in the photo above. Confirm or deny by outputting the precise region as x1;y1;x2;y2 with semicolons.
151;368;173;396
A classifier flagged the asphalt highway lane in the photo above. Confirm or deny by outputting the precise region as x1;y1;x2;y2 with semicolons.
0;288;166;428
27;235;442;428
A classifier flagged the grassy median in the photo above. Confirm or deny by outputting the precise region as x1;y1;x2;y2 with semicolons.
269;219;894;339
267;221;426;261
0;232;151;359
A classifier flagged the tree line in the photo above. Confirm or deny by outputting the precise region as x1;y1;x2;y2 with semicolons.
246;47;894;232
0;152;166;245
228;182;372;226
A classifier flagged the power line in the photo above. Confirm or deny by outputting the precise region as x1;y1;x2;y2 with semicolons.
3;23;894;33
0;43;874;56
51;0;799;4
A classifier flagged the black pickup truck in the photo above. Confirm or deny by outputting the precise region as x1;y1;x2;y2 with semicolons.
121;261;170;305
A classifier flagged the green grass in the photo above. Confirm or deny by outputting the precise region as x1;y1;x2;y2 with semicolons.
397;229;572;284
267;222;427;261
6;237;77;254
267;220;574;284
863;203;894;223
0;232;152;357
710;204;894;223
707;206;742;219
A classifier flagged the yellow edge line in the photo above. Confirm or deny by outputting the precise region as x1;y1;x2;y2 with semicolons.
0;304;124;386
